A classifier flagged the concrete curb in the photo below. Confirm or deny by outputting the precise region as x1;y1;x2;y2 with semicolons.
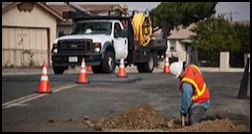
2;66;246;76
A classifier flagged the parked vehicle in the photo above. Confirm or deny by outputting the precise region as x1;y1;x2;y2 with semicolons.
51;3;167;74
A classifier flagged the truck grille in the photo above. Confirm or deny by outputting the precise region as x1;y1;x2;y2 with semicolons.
58;39;93;54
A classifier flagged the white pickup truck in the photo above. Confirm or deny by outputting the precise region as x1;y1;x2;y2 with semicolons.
51;11;167;74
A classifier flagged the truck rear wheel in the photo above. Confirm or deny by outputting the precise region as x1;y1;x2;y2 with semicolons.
137;54;154;73
102;51;116;73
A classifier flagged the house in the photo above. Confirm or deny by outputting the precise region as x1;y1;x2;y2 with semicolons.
48;3;127;37
166;20;250;70
2;2;64;67
231;20;250;26
166;24;196;65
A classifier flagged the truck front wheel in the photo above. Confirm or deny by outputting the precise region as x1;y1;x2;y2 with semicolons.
92;65;103;74
53;66;65;75
102;51;116;73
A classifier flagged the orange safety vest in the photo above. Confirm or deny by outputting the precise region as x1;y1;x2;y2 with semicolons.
179;65;210;104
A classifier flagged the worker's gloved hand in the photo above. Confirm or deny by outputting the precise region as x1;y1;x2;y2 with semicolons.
180;110;187;116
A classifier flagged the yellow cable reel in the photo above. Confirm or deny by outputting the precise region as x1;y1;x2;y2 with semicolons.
131;12;152;47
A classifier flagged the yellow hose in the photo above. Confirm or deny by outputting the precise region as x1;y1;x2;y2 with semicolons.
131;12;152;46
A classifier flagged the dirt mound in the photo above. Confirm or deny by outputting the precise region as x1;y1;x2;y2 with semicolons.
170;119;248;132
91;104;169;130
86;104;248;132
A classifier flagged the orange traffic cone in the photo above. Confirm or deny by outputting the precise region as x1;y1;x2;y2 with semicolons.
163;54;170;74
117;57;127;78
76;58;89;84
37;61;52;93
87;65;93;72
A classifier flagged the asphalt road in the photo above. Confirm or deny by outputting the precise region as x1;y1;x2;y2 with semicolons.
2;71;250;132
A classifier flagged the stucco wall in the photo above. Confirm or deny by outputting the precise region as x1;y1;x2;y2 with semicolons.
166;39;186;62
2;4;57;51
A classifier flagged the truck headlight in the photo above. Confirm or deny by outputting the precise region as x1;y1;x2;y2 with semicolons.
53;49;58;53
93;42;101;52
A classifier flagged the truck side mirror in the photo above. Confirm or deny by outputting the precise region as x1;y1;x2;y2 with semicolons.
58;31;65;37
119;29;128;38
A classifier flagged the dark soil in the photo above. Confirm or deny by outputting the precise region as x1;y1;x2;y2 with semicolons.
49;104;249;132
87;104;249;132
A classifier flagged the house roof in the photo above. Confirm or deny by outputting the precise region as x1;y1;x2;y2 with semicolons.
167;20;250;40
47;4;75;16
2;2;14;8
48;4;126;26
168;24;196;39
48;4;125;16
152;28;163;39
2;2;64;21
231;20;250;26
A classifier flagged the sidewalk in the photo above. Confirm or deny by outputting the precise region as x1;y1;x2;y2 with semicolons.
2;64;246;76
2;66;164;76
2;68;80;76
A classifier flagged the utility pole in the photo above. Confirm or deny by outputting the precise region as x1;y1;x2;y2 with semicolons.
222;11;239;22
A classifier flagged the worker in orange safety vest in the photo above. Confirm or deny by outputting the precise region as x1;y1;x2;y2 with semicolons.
169;61;210;125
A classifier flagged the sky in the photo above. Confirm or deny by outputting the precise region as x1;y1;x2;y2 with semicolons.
48;2;250;21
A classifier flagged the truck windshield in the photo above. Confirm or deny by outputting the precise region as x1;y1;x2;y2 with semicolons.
70;22;112;35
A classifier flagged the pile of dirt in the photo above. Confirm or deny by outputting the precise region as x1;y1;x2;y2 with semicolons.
169;119;248;132
86;104;248;132
90;104;170;130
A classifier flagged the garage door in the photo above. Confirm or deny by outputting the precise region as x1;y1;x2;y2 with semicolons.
2;27;49;67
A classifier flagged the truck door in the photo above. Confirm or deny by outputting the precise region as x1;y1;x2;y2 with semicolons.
113;22;128;60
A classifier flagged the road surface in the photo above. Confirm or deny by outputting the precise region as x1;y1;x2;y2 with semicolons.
2;69;250;132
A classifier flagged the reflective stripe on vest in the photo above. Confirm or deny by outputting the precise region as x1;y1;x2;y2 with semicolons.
181;77;206;101
190;65;201;74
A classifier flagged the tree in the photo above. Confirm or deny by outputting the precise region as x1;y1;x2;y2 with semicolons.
233;23;250;53
190;15;239;52
150;2;217;36
229;23;250;67
190;15;250;67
